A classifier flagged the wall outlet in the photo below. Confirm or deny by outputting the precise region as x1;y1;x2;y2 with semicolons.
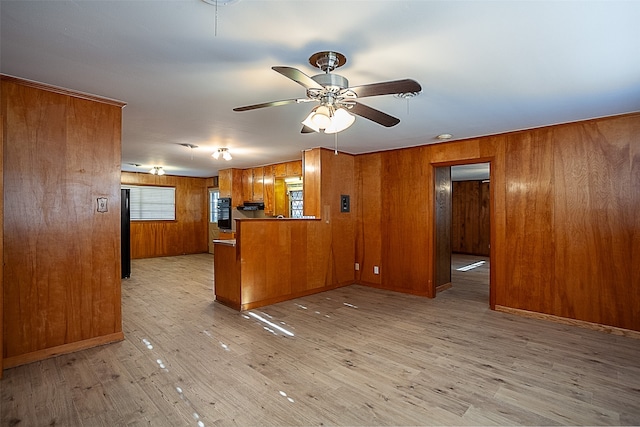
374;266;379;275
355;263;360;271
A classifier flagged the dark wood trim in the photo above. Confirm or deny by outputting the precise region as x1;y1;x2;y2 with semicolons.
1;74;126;108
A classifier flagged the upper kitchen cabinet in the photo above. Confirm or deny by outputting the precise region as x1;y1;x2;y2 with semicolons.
218;168;243;205
252;167;264;201
275;160;302;178
242;167;265;202
263;165;274;215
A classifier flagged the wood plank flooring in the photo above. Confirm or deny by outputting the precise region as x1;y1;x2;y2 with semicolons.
2;253;639;426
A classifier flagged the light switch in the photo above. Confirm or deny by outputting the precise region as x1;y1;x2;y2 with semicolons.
340;194;350;212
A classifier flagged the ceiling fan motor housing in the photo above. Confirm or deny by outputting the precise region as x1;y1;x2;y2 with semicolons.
311;73;349;90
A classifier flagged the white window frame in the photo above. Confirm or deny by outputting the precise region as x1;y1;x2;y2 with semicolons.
122;185;176;221
209;189;220;223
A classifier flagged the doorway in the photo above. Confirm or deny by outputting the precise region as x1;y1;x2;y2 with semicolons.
434;162;492;306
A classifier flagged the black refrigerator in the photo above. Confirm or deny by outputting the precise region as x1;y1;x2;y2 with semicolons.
121;188;131;278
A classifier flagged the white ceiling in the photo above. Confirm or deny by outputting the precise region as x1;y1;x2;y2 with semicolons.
2;1;639;179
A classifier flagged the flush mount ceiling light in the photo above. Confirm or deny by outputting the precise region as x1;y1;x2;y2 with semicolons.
233;51;422;134
149;166;165;176
212;148;232;161
437;133;453;140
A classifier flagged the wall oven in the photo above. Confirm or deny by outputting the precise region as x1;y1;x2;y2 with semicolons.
217;197;232;230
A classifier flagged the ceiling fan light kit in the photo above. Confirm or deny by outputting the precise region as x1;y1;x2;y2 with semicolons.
212;148;232;161
233;51;422;134
149;166;165;176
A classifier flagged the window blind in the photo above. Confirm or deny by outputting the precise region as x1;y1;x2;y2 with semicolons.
122;185;176;220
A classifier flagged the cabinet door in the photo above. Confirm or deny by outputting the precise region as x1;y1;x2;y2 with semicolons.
286;160;302;177
274;163;287;177
252;166;264;201
218;169;232;198
242;169;253;201
263;165;274;215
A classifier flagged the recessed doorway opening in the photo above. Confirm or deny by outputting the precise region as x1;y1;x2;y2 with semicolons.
434;162;493;306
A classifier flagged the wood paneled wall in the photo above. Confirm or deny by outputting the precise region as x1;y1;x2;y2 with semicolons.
2;76;125;368
1;113;4;376
355;113;640;332
452;181;490;256
121;172;209;259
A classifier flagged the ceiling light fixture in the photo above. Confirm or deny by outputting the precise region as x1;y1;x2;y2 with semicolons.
301;105;355;134
149;166;165;176
212;148;232;161
437;133;453;140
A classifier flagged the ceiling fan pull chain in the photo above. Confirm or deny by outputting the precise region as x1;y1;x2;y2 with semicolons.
334;132;339;155
214;0;219;37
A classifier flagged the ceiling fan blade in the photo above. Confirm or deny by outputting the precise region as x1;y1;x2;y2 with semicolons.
348;102;401;127
233;99;301;112
272;66;322;90
346;79;421;98
301;125;316;134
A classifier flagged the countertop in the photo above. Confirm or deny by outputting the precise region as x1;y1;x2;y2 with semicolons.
212;239;236;246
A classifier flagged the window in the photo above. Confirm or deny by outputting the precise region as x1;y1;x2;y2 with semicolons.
209;189;220;223
122;185;176;220
289;190;303;218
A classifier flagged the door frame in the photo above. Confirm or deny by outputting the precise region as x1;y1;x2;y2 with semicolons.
432;157;496;309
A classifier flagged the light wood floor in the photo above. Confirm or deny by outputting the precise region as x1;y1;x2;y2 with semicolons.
2;253;639;426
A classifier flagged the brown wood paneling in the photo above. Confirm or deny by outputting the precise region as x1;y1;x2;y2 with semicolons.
0;113;4;376
452;180;490;256
501;130;555;313
552;119;637;330
354;153;382;285
303;148;322;218
319;149;356;286
2;77;124;363
632;120;640;332
354;113;640;333
381;146;432;296
121;172;209;259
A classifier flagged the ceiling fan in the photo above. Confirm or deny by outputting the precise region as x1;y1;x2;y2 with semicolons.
233;51;422;134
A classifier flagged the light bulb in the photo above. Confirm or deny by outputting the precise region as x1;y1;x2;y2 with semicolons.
325;108;355;134
311;105;332;129
302;109;321;132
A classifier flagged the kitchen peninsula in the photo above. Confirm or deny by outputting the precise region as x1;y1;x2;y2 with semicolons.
212;148;358;311
213;217;348;310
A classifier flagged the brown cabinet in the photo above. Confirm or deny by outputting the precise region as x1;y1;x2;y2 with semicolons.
286;160;302;177
263;165;274;215
275;160;302;178
242;169;253;201
218;168;243;206
252;167;264;201
242;167;265;202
